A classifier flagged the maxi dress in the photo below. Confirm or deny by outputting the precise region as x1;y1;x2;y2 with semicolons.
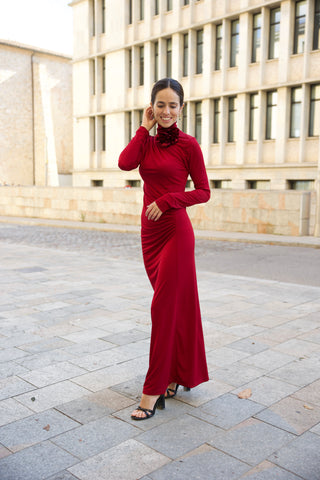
118;124;210;395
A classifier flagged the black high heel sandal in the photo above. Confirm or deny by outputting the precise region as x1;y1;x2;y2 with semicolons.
131;394;165;421
166;384;191;398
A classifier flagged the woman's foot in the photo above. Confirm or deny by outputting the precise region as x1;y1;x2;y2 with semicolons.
131;394;165;420
165;383;179;398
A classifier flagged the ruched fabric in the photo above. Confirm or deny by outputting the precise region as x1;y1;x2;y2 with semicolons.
119;125;210;395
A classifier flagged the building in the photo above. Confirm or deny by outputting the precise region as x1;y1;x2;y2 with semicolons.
0;40;73;186
71;0;320;194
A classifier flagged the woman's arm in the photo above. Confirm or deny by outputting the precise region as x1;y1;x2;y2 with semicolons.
156;139;211;212
118;106;156;171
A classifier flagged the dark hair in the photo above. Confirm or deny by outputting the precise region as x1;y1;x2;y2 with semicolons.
151;78;184;106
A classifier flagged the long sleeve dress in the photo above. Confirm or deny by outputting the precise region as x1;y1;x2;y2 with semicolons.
118;124;210;395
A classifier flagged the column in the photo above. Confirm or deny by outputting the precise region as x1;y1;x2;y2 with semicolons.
278;0;290;83
275;86;288;164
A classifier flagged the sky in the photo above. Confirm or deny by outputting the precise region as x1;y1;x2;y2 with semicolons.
0;0;73;55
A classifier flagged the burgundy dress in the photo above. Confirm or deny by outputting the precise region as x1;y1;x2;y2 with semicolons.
118;124;210;395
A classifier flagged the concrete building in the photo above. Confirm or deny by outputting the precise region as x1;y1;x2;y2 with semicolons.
0;40;73;186
71;0;320;196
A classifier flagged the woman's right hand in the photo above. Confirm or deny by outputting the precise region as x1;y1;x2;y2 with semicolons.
141;105;157;131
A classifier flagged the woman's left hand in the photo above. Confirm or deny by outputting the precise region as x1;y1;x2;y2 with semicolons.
146;202;163;221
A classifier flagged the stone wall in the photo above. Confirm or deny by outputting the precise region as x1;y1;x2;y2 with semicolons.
0;186;316;236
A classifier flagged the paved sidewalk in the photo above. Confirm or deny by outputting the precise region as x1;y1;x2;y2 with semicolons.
0;224;319;479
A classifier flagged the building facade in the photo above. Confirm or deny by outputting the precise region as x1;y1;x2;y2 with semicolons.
71;0;320;193
0;40;73;186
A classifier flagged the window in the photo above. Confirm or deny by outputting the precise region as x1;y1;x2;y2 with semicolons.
128;49;132;87
314;0;320;50
266;90;277;140
230;19;240;67
127;180;141;187
166;38;172;77
139;46;144;86
290;87;302;138
196;29;203;74
102;57;106;94
91;180;103;187
138;110;144;125
211;180;232;189
228;96;237;142
293;1;306;54
182;103;187;133
252;13;261;63
91;117;96;152
140;0;144;20
102;0;105;33
183;0;190;5
154;41;159;81
101;116;106;151
90;60;96;95
195;102;202;143
129;0;132;24
309;84;320;136
155;0;159;15
91;59;96;95
167;0;172;11
287;180;314;190
249;93;259;141
127;111;132;144
91;0;95;36
183;33;188;77
215;24;222;70
213;99;220;143
247;180;271;190
269;7;280;59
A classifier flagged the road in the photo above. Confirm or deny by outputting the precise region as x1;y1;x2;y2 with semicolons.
0;222;319;287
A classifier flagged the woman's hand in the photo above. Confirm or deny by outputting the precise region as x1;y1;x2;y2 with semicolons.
141;105;157;131
146;202;163;221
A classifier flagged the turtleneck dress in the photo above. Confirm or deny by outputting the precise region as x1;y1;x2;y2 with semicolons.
118;124;210;395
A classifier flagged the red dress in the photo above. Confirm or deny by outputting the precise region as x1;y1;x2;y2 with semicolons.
119;125;210;395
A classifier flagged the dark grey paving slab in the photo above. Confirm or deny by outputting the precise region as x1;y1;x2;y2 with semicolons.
137;414;221;459
46;473;78;480
115;397;196;431
55;388;136;423
311;422;320;435
208;419;295;466
51;415;139;459
228;338;269;355
269;432;320;480
199;393;266;429
0;409;80;452
0;441;78;480
149;448;251;479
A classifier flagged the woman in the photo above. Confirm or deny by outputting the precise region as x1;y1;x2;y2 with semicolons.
118;78;210;420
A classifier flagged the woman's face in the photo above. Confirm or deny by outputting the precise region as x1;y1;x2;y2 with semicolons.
152;88;183;128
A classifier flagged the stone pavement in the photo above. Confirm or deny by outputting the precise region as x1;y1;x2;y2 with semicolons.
0;221;320;480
